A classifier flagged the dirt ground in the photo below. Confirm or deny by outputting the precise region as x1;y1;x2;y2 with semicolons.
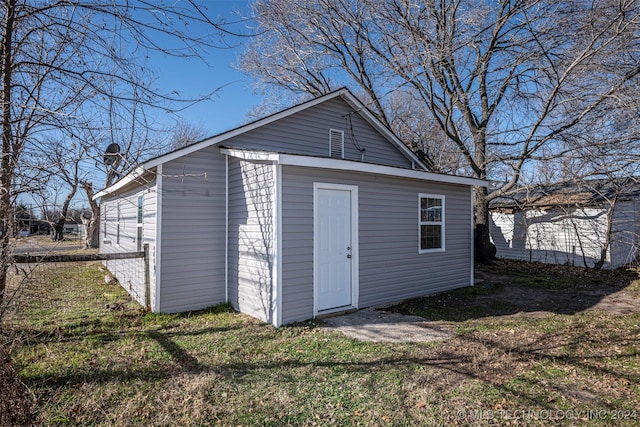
475;284;640;316
320;261;640;421
325;259;640;342
474;260;640;316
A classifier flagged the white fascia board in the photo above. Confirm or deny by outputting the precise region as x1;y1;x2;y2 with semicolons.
93;166;149;200
279;154;488;187
219;148;280;162
223;148;487;187
95;90;348;201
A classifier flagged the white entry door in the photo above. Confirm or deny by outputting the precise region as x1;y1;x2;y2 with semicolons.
314;184;358;313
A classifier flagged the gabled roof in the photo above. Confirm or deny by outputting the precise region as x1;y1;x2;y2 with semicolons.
490;177;640;209
95;88;485;199
141;88;428;171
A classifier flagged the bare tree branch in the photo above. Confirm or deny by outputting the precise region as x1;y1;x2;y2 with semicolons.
241;0;640;262
0;0;235;307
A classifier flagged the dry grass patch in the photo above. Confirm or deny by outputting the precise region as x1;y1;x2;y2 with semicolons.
2;259;639;426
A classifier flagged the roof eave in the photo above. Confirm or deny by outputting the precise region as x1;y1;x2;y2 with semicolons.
221;148;487;187
93;166;155;200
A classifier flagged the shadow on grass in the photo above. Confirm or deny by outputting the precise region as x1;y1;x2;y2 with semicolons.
10;311;244;347
11;260;640;420
390;260;640;322
20;323;640;413
145;330;202;370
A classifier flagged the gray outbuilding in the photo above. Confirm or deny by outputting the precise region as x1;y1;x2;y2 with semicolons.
95;88;485;326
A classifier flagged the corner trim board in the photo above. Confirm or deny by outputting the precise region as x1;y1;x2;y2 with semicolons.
272;163;283;327
154;164;163;312
225;155;229;303
470;187;475;287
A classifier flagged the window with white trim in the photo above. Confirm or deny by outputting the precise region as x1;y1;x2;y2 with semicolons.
329;129;344;159
419;194;445;252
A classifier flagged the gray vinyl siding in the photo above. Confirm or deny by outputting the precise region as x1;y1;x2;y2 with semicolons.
280;166;473;324
224;97;413;169
99;183;156;306
158;146;226;312
140;187;158;310
227;158;276;323
142;187;157;249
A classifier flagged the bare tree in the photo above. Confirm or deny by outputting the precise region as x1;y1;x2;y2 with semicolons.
241;0;640;262
0;0;236;307
35;143;84;241
169;119;208;150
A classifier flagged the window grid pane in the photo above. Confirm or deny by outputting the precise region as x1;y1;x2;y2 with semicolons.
421;225;442;250
419;195;444;251
421;198;442;222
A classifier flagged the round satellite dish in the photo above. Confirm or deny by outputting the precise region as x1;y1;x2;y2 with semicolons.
103;143;120;166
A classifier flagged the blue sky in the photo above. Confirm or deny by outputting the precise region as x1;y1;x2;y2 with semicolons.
148;0;263;136
22;1;264;213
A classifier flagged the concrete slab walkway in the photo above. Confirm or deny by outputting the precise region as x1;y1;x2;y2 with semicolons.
321;308;452;343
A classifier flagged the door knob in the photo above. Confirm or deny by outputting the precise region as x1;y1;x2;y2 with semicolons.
347;254;352;259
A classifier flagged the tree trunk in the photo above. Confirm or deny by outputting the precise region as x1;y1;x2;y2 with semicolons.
81;181;100;249
594;198;617;271
0;0;16;309
471;127;495;264
51;183;77;242
51;223;64;241
474;186;496;264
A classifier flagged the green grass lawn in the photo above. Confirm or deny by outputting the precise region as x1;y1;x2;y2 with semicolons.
5;261;640;426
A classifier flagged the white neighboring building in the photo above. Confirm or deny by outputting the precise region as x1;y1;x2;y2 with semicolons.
490;178;640;269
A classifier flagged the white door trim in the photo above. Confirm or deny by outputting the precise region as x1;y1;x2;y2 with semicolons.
313;182;359;316
272;163;283;327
